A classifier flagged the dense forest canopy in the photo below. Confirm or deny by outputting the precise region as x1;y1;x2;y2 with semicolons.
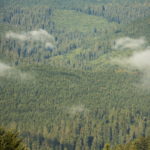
0;0;150;150
0;126;29;150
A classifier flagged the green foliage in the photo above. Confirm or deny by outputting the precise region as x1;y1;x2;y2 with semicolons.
0;0;150;150
112;137;150;150
0;64;150;150
103;144;110;150
0;127;29;150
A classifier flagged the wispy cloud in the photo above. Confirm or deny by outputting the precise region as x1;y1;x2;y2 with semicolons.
0;62;32;81
45;42;54;49
127;49;150;69
68;105;88;115
112;37;150;89
0;62;12;76
6;29;55;49
113;37;146;50
126;49;150;88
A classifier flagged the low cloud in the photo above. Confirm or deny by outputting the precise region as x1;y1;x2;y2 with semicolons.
126;49;150;88
114;49;150;68
127;49;150;69
6;32;27;41
45;42;54;49
112;37;150;89
0;63;12;76
113;37;146;50
6;29;55;48
0;62;32;81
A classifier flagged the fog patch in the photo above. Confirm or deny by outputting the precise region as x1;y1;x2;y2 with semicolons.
127;49;150;88
45;42;54;49
68;105;88;115
0;62;33;81
112;36;150;89
0;62;12;76
6;29;55;49
127;49;150;69
114;48;150;70
113;37;146;50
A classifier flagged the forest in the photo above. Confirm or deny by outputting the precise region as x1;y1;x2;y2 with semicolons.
0;0;150;150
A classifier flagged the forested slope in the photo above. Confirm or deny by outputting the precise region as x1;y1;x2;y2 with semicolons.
0;0;150;150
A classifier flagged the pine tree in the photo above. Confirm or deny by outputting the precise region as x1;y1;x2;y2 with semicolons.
0;127;29;150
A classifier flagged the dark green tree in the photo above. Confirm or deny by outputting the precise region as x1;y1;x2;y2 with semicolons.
0;127;29;150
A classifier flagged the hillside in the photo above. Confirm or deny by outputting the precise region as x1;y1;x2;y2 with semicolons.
0;0;150;150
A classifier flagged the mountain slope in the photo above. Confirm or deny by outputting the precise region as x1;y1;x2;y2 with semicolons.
0;0;150;150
